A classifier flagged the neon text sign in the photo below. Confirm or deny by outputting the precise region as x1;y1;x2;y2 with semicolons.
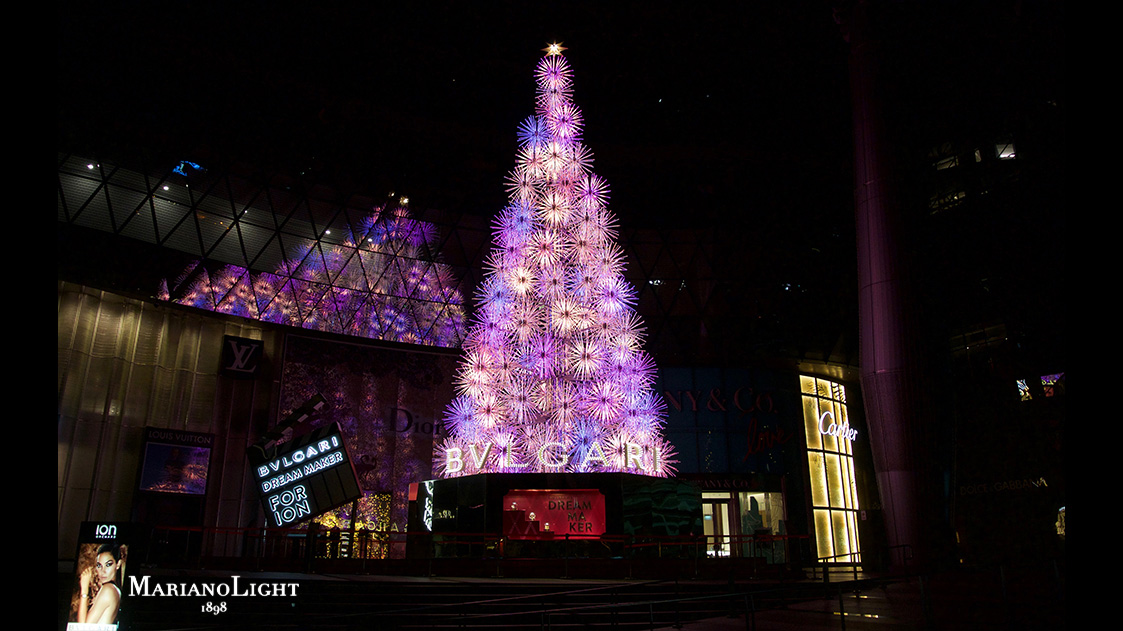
442;440;662;475
818;411;858;442
248;421;361;527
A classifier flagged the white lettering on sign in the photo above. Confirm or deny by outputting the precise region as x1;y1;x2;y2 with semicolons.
818;411;858;442
445;447;464;473
443;440;656;473
256;435;342;480
537;442;567;468
268;485;311;526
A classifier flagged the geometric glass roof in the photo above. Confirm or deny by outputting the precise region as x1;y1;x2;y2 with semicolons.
59;152;856;362
58;152;469;347
161;203;466;346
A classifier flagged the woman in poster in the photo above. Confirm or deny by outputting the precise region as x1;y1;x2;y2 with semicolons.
76;543;125;625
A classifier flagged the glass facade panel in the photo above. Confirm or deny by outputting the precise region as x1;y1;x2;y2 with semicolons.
802;375;861;565
825;453;843;508
832;511;851;560
800;375;817;395
814;510;832;558
803;396;823;450
808;451;828;506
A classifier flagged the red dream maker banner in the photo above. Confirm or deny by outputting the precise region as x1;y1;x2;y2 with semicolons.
502;489;606;539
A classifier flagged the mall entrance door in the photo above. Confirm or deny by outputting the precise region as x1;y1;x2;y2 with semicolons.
702;492;732;557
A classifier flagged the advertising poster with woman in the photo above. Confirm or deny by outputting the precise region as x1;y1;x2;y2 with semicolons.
68;523;134;630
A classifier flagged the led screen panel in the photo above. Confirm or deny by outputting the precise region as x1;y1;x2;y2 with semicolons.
138;428;213;495
249;422;362;527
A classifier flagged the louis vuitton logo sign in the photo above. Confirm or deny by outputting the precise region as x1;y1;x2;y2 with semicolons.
222;335;263;378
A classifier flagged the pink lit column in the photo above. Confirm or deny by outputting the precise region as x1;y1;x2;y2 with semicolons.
847;0;939;568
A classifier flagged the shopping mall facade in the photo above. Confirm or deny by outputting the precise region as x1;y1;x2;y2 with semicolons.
58;154;881;569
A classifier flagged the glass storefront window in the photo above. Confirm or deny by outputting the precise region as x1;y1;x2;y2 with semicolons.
309;492;393;559
700;490;787;562
801;376;861;565
736;491;786;562
702;492;731;557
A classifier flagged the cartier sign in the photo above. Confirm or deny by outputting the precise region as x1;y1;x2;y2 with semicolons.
818;411;858;442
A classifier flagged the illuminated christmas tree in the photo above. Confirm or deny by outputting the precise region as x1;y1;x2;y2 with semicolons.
436;45;676;478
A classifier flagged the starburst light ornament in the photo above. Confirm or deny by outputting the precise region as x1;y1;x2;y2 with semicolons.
435;48;676;478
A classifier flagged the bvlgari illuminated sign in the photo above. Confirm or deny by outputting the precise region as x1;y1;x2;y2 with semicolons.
248;422;361;527
442;440;663;475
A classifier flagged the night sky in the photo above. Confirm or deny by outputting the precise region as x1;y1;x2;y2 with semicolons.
58;1;1064;363
57;2;852;225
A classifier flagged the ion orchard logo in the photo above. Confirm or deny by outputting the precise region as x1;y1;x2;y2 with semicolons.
94;524;117;539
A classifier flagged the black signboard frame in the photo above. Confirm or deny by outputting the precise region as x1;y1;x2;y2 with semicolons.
248;422;362;527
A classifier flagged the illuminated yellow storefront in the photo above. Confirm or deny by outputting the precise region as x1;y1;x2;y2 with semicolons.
801;376;861;565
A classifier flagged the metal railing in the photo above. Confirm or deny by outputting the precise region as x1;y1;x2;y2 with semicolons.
144;524;812;577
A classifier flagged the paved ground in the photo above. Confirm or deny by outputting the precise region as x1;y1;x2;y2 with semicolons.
653;569;1065;630
59;562;1065;630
